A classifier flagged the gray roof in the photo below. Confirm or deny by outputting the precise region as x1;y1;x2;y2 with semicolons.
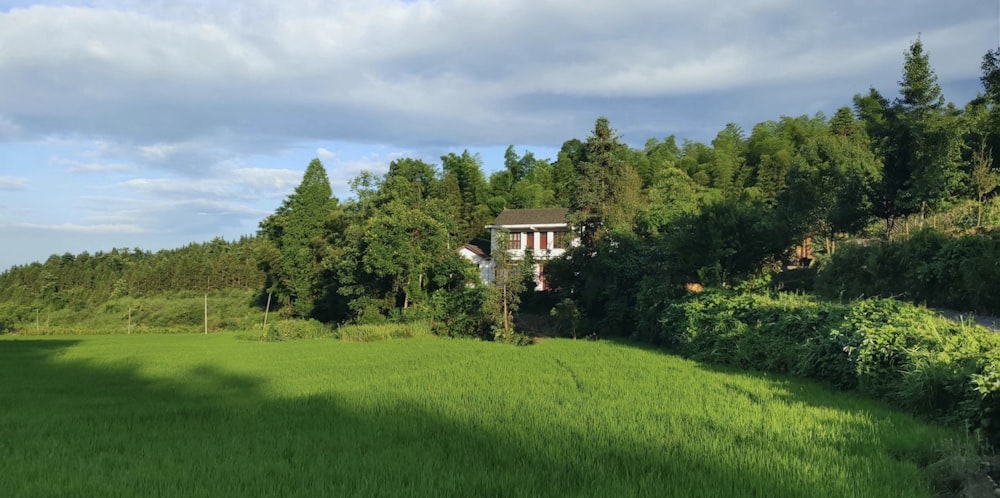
490;208;569;227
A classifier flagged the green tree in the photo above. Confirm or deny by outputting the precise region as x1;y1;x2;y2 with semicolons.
334;154;485;323
856;39;964;235
773;111;881;255
486;229;530;340
570;117;643;245
970;140;998;226
709;123;749;200
258;159;335;318
441;151;492;243
855;88;912;234
895;38;964;222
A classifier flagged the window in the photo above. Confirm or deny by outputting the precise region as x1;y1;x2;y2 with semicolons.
509;232;522;250
552;231;567;248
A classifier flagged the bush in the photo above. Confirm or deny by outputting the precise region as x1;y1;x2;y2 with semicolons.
262;319;332;341
335;322;432;342
429;288;493;339
656;291;1000;443
550;298;582;339
816;228;1000;314
0;305;32;334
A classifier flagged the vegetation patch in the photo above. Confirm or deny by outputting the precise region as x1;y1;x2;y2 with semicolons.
652;291;1000;449
816;228;1000;314
0;334;960;497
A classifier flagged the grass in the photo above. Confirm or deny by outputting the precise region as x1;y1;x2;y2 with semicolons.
0;333;962;497
13;289;264;335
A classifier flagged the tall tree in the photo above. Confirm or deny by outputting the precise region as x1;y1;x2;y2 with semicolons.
855;88;911;233
570;117;642;245
710;123;749;200
896;38;964;222
856;39;964;235
258;159;335;318
898;38;944;117
441;151;491;243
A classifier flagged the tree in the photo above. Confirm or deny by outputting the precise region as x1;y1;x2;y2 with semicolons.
898;38;944;118
441;151;491;243
570;117;642;245
551;139;584;204
486;229;530;340
970;140;999;226
368;202;448;310
895;38;964;222
773;111;881;255
709;123;749;200
856;39;964;235
660;201;788;287
856;88;912;234
258;159;335;318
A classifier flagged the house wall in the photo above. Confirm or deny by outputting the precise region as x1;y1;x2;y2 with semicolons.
488;226;571;291
489;228;569;261
457;247;495;284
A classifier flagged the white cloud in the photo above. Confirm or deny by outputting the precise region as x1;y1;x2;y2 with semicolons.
0;114;21;139
51;157;132;173
0;0;992;153
118;167;301;200
316;148;336;161
12;222;148;234
230;167;302;192
0;176;28;190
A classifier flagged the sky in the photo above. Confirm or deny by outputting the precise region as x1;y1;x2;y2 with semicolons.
1;0;999;271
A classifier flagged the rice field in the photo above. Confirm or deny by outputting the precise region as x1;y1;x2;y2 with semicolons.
0;333;958;497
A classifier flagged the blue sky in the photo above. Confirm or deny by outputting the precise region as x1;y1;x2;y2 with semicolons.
1;0;999;271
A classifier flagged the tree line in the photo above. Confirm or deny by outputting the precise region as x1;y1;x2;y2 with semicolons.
2;39;998;337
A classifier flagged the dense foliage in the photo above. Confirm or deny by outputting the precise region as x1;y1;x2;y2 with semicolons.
644;290;1000;447
0;237;265;332
816;228;1000;314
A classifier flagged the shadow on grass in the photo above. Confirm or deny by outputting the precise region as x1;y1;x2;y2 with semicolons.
0;338;938;498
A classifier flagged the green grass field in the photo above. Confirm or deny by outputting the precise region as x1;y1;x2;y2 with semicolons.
0;333;960;497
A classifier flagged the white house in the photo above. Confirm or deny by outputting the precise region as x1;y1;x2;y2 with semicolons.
487;208;574;290
457;243;494;284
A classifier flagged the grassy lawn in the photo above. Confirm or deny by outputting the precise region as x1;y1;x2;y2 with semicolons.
0;333;958;497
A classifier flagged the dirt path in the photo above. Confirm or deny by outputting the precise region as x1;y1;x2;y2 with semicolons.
934;309;1000;332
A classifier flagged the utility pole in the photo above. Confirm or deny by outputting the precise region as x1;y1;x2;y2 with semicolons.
262;292;272;331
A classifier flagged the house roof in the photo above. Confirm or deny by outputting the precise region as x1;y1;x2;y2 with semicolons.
489;208;569;227
460;243;490;259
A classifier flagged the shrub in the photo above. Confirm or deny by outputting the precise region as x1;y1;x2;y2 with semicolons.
656;290;1000;444
263;319;332;341
429;288;493;339
335;322;432;342
0;305;32;334
550;298;581;339
816;228;1000;314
